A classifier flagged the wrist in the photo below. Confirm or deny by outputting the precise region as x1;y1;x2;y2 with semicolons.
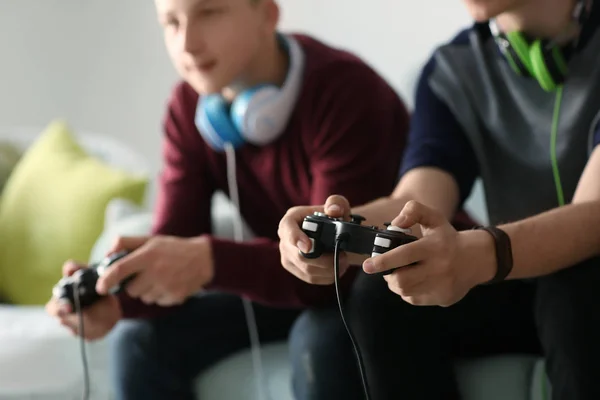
189;235;215;285
458;230;497;286
473;226;514;284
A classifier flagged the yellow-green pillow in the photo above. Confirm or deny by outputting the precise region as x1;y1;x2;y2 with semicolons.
0;142;22;193
0;120;148;305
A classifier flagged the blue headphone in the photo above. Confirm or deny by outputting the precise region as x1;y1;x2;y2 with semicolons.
195;34;306;151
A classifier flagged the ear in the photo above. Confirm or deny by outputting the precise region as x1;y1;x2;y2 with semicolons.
263;0;279;32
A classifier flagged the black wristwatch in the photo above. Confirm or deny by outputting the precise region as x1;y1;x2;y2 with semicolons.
474;225;513;284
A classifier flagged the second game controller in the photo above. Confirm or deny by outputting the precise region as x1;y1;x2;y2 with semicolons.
300;212;418;275
52;250;133;311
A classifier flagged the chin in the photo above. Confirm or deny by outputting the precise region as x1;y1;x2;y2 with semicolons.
186;77;225;96
469;8;495;22
462;0;521;21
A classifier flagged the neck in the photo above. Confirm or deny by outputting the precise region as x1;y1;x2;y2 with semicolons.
496;0;580;40
222;34;288;101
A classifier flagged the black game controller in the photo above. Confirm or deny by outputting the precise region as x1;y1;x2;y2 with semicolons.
52;250;133;310
300;212;418;275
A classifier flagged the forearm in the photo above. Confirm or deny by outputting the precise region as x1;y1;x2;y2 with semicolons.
206;236;353;308
353;167;460;227
496;201;600;279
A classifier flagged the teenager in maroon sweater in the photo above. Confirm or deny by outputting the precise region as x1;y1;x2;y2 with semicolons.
45;0;411;398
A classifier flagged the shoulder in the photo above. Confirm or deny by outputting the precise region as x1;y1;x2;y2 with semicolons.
421;24;483;80
164;80;199;122
413;23;492;114
290;33;401;101
160;81;205;150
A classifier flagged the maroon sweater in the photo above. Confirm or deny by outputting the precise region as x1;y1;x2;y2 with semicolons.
119;34;412;318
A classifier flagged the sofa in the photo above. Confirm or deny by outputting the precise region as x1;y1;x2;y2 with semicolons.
89;191;552;400
0;124;552;400
0;123;149;400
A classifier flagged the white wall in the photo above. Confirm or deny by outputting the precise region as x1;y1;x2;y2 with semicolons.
0;0;487;222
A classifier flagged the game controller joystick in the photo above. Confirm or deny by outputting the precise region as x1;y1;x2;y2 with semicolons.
52;250;132;310
300;212;418;275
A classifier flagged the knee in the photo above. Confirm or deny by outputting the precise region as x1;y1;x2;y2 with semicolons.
289;307;363;399
290;307;354;378
536;257;600;327
537;257;600;304
108;319;157;373
289;307;343;367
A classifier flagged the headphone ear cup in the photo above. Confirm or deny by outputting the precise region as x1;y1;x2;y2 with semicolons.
230;85;269;137
529;40;558;91
197;94;245;151
231;84;282;146
530;39;568;92
504;31;534;77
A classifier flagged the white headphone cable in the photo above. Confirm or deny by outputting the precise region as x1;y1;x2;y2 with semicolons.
224;142;270;400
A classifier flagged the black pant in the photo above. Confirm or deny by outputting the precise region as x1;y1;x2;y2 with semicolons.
290;257;600;400
109;292;300;400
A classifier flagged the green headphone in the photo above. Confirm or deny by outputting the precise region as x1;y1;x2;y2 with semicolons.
489;0;591;92
488;0;593;207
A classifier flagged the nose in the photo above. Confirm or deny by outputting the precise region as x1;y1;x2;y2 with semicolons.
181;22;204;55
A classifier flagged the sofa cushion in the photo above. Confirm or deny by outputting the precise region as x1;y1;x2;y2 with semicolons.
0;304;111;398
194;343;547;400
0;120;148;305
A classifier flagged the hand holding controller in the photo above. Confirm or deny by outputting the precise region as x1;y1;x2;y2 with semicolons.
52;250;133;311
300;212;418;275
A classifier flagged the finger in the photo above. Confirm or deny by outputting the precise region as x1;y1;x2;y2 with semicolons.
384;263;428;297
155;295;185;307
46;298;61;317
278;205;324;254
292;245;341;271
107;235;150;255
56;301;73;316
59;314;79;331
125;274;155;298
140;287;164;305
392;200;446;230
282;255;336;285
323;195;351;220
96;247;150;295
62;260;84;277
363;240;429;274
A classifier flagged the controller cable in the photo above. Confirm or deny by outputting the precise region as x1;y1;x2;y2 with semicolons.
73;279;91;400
67;142;268;400
333;235;372;400
224;142;271;400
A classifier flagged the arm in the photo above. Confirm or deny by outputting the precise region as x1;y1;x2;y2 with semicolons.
118;83;216;318
205;63;411;307
359;93;600;306
351;56;479;229
151;83;215;238
478;125;600;280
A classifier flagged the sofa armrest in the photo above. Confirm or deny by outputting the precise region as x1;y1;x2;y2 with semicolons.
89;192;255;264
89;209;153;263
210;191;255;240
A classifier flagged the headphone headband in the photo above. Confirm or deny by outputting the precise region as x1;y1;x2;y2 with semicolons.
489;0;593;91
195;33;306;151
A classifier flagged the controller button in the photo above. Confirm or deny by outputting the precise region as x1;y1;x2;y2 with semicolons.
308;238;315;253
73;270;84;281
374;237;391;248
387;225;412;234
350;214;366;224
302;220;319;232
